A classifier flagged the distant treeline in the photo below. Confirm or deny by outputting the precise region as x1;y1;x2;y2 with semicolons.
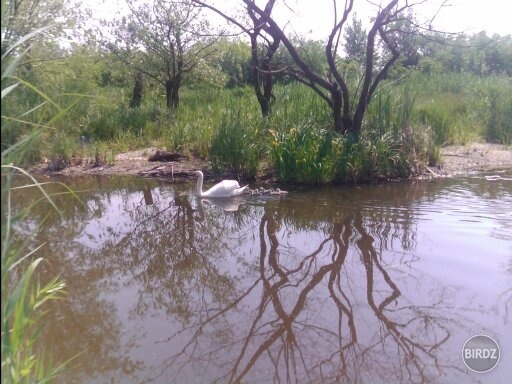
93;32;512;90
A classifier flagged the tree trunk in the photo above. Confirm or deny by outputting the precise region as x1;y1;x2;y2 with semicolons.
331;87;357;135
332;92;343;133
165;79;180;109
256;89;271;117
352;109;364;136
250;36;277;117
254;70;274;117
129;71;144;108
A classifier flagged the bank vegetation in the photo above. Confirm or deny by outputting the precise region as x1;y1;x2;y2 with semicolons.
3;1;512;184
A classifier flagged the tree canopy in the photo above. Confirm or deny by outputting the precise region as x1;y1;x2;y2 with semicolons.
101;0;218;108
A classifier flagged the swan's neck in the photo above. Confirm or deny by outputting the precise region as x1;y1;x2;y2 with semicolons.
196;173;204;197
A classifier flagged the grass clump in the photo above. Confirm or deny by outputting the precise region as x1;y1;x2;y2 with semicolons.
210;106;261;178
268;123;344;184
484;84;512;144
339;134;396;182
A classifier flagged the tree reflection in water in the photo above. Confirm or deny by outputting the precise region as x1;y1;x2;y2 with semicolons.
152;191;472;383
11;176;509;383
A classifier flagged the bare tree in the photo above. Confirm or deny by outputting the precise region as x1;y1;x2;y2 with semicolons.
247;1;280;116
192;0;281;116
193;0;443;135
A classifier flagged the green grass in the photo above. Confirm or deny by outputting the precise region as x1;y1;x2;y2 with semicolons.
411;72;511;145
6;70;512;182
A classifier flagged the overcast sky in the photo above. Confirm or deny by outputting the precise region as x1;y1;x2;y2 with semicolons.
84;0;510;38
269;0;510;39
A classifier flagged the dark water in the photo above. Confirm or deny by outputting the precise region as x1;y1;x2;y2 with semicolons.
10;170;512;383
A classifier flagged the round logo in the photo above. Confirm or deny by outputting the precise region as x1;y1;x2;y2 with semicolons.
462;335;500;373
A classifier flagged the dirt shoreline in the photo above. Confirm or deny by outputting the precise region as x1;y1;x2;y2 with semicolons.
436;142;512;175
30;142;511;181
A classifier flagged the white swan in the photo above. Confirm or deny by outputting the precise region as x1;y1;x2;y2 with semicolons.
193;170;249;197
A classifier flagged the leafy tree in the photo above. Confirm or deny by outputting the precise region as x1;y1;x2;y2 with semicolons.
419;32;512;76
102;0;218;109
343;15;367;64
1;0;80;62
385;10;422;68
271;38;329;84
214;38;252;87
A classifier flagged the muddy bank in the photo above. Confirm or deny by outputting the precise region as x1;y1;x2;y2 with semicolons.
30;148;207;178
437;142;512;175
30;142;511;181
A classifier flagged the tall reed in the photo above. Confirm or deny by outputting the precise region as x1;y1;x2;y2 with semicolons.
268;123;344;183
484;81;512;144
1;18;74;382
210;101;261;178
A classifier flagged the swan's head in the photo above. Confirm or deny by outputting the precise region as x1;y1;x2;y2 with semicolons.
189;170;203;177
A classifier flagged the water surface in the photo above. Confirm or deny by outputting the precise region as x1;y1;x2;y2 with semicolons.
11;171;512;383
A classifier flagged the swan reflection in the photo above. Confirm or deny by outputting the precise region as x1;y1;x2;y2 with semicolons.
197;196;246;212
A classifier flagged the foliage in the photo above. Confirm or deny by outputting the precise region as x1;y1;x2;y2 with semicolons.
422;32;512;76
191;0;443;134
101;0;218;108
8;69;510;183
338;134;402;182
271;38;330;84
1;166;70;384
211;38;252;88
344;15;367;64
410;72;511;145
0;0;78;60
3;0;512;184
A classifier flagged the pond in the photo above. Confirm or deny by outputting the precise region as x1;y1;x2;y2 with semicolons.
11;170;512;383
